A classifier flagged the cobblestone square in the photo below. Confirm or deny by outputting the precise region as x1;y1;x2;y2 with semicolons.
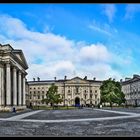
0;107;140;136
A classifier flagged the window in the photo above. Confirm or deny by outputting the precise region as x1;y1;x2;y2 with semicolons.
30;87;32;90
38;87;40;89
76;87;79;93
68;90;70;93
30;91;32;94
38;91;40;93
42;95;44;99
85;90;86;93
84;94;87;99
34;91;36;94
30;96;32;99
34;87;36;90
90;90;92;93
38;96;40;99
42;91;44;93
95;90;97;93
95;101;97;105
42;87;44;89
90;94;92;98
95;95;97;99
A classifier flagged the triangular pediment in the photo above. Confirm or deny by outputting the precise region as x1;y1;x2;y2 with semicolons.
12;50;28;69
15;53;23;61
66;77;89;84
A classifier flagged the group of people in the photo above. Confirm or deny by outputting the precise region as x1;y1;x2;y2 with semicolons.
75;104;102;109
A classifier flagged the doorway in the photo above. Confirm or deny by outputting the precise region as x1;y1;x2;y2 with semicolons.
75;97;80;107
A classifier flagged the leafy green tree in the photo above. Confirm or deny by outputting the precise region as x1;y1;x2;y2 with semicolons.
42;84;63;108
100;78;125;108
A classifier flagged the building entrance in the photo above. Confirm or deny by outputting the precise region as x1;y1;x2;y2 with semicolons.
75;97;80;107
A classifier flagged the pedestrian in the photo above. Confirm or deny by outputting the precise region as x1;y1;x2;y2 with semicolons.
12;106;16;113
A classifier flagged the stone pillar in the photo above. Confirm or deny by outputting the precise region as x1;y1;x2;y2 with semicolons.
23;76;26;106
1;66;4;106
87;86;90;104
18;71;22;106
0;66;2;106
6;63;11;106
81;87;84;105
0;65;4;106
13;67;17;106
71;87;74;105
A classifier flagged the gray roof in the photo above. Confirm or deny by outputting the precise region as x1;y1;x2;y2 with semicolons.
27;77;102;85
122;75;140;85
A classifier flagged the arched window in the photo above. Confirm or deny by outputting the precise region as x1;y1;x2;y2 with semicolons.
76;87;79;93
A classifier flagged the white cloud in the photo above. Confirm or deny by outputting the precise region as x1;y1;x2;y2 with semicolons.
79;43;112;64
102;4;116;23
70;63;123;81
0;14;127;81
88;21;112;36
124;4;140;20
43;25;54;33
28;60;75;80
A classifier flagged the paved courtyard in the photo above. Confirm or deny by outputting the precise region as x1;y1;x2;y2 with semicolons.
1;107;140;136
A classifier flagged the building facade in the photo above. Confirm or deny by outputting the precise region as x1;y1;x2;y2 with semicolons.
27;76;102;107
121;74;140;106
0;44;28;111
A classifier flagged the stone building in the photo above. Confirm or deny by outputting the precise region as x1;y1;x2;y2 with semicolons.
0;44;28;111
121;74;140;106
27;76;102;107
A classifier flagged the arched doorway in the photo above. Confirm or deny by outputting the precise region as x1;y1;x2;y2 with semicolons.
75;97;80;107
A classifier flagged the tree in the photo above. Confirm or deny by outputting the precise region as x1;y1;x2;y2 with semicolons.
100;78;125;108
42;84;63;108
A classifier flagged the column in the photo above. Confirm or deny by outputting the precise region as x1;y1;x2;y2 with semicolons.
87;85;90;104
0;66;4;106
81;87;84;105
1;66;4;106
18;71;22;106
6;63;11;106
0;66;2;106
13;67;17;106
23;76;26;106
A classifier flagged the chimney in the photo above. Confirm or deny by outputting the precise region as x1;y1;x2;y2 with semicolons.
93;77;96;81
37;77;40;81
125;77;131;81
120;79;123;82
84;76;87;80
113;78;115;81
54;77;56;81
33;78;35;81
64;76;67;80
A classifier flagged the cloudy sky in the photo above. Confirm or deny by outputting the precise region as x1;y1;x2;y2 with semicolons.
0;4;140;81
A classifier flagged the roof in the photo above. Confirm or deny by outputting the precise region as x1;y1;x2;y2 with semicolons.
122;75;140;85
0;44;28;70
27;76;103;85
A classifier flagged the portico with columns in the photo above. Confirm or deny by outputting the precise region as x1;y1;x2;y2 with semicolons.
0;44;28;111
